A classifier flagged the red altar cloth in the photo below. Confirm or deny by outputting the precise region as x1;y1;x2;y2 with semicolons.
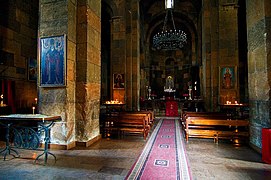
166;101;178;117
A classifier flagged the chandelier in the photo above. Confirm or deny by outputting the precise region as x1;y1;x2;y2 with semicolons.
152;0;187;51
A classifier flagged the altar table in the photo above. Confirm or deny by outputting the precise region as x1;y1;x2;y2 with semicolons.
0;114;61;164
166;101;178;117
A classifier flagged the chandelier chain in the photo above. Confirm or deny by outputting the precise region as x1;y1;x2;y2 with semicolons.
170;10;176;30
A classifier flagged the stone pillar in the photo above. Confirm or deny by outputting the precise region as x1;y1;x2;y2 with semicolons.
110;0;140;111
39;0;77;149
75;1;101;146
202;0;240;111
126;2;133;110
218;1;239;106
201;0;220;111
111;16;126;103
39;0;101;149
246;0;271;150
131;0;140;111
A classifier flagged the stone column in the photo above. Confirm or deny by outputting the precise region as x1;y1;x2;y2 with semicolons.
218;1;239;106
39;0;101;149
131;0;140;111
111;16;126;103
246;0;271;150
202;0;240;111
126;2;133;110
201;0;220;111
75;1;101;146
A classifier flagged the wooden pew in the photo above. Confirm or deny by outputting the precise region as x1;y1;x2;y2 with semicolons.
182;111;230;120
181;112;230;130
120;111;154;126
181;111;249;143
117;115;149;140
139;110;155;124
185;118;249;143
102;112;150;140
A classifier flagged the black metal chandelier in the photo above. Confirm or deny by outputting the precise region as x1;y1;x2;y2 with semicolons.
152;0;187;51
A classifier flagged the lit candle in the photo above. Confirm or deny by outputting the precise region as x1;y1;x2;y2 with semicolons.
0;94;3;106
35;98;38;104
32;152;37;159
32;106;35;114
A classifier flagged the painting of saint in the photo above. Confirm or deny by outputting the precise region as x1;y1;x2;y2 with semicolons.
28;58;37;81
40;35;66;87
113;74;125;89
221;67;235;89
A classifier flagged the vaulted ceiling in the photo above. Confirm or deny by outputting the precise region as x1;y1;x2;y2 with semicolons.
140;0;202;14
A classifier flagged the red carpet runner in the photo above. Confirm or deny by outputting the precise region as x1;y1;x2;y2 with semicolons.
126;118;192;180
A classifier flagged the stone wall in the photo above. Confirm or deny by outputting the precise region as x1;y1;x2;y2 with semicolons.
110;0;141;111
218;1;239;105
246;0;271;150
39;0;76;148
39;0;101;149
75;0;101;144
202;0;240;111
0;0;38;113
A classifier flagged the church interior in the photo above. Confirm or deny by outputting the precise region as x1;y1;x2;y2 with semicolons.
1;0;271;179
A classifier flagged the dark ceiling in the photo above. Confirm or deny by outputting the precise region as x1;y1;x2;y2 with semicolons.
140;0;202;14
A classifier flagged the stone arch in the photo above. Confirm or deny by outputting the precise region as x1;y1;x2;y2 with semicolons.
102;0;118;17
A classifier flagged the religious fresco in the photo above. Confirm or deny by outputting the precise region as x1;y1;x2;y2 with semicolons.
39;35;66;87
220;66;236;89
28;58;37;81
113;73;125;89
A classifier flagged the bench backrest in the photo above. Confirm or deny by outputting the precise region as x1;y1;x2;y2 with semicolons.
184;112;227;117
183;112;230;120
120;111;153;120
186;116;231;120
186;119;249;126
117;116;147;128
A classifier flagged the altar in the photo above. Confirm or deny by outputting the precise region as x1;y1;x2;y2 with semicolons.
166;100;178;116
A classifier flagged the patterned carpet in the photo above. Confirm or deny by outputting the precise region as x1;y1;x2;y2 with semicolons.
126;118;192;180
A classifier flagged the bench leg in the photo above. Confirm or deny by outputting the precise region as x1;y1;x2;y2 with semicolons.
214;134;219;144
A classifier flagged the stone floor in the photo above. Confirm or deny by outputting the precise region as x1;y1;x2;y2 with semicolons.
0;118;271;180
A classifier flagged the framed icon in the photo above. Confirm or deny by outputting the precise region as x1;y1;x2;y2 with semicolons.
28;58;37;81
39;34;66;87
220;66;236;89
113;73;125;89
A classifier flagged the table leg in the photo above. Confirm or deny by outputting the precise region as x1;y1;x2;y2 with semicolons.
35;122;56;164
0;123;20;160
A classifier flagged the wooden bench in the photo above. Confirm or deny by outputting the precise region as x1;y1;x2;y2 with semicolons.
182;111;231;120
185;118;249;143
181;112;230;130
120;111;154;126
182;112;249;143
102;112;150;139
117;115;149;139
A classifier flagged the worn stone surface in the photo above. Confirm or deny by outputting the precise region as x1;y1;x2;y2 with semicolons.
74;2;101;143
38;0;101;147
0;0;38;112
1;124;271;179
247;0;271;149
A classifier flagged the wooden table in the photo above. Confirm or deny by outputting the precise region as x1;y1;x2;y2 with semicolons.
104;103;125;115
0;114;61;164
219;104;249;119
